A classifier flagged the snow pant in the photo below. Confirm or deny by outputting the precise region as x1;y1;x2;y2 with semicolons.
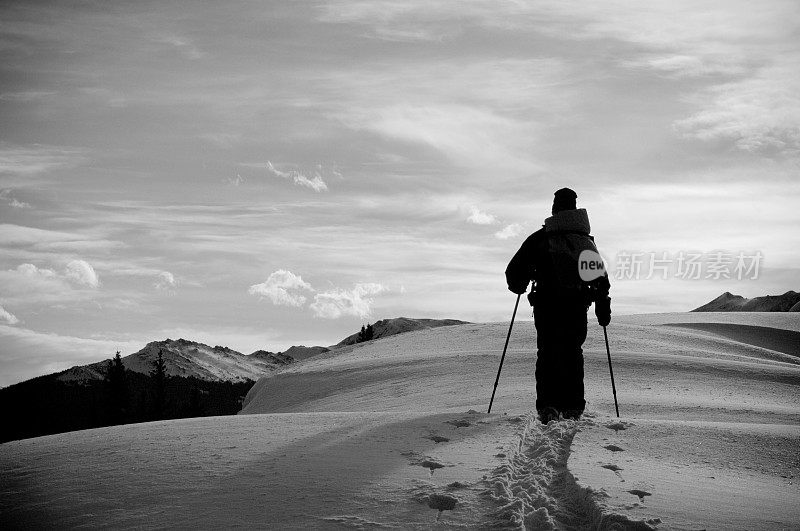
533;300;588;413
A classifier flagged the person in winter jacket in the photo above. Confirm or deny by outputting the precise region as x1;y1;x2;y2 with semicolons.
505;188;611;424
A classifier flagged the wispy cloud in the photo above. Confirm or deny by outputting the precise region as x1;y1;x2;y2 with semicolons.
620;54;744;78
0;261;101;306
0;224;87;245
0;304;19;325
0;189;30;208
201;132;243;148
325;57;569;177
224;173;245;186
78;87;128;108
494;223;524;240
248;269;389;319
318;2;456;42
310;283;388;319
0;91;57;102
154;271;177;292
344;104;540;175
0;266;71;305
65;259;100;288
0;144;86;176
266;161;329;192
9;198;30;208
320;0;799;164
248;270;314;307
109;265;182;292
0;224;125;258
0;324;142;387
673;64;800;156
14;263;57;278
157;34;206;60
321;0;795;66
466;206;499;225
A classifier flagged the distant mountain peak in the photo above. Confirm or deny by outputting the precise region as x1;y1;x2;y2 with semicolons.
693;291;800;312
281;345;331;361
249;350;295;365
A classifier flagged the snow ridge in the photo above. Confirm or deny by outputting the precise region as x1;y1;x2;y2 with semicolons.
484;413;656;530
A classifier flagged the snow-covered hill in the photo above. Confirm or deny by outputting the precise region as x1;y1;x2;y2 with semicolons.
336;317;469;346
2;314;799;529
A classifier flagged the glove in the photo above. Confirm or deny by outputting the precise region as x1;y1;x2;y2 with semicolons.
508;282;528;295
595;296;611;327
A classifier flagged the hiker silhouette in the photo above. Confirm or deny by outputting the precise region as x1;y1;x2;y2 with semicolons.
505;188;611;424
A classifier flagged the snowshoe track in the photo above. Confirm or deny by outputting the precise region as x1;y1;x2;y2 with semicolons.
484;413;655;530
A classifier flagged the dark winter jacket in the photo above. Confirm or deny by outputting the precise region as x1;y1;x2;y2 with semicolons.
505;208;609;304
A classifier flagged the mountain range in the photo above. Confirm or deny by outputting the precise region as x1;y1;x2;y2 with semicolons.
53;317;468;385
692;291;800;312
0;318;467;442
56;339;329;385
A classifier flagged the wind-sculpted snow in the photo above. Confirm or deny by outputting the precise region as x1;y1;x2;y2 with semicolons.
569;417;800;529
663;323;800;358
0;411;521;528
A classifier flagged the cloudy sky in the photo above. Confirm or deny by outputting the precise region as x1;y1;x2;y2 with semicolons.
1;1;798;386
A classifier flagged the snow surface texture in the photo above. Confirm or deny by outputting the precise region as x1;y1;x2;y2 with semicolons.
2;312;799;529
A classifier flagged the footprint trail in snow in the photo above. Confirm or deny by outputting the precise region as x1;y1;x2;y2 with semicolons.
483;413;659;530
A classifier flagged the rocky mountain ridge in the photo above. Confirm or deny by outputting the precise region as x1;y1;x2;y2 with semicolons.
692;291;800;312
56;339;330;384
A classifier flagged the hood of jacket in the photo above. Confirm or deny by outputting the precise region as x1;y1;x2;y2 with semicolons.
543;208;591;234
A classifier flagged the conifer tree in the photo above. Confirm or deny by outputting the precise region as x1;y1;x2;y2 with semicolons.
105;351;128;424
151;349;167;420
187;386;203;417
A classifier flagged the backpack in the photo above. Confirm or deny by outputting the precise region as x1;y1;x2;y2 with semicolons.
543;209;607;302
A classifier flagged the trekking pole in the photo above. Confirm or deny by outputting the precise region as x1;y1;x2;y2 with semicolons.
488;293;521;414
603;325;620;417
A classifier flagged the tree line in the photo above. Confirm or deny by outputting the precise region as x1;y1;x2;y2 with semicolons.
357;323;375;343
1;350;253;443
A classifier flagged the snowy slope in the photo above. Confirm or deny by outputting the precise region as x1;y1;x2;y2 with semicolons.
568;418;800;529
2;313;799;529
336;317;470;346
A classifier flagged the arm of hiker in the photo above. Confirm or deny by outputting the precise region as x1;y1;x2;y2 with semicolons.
594;275;611;326
505;235;536;294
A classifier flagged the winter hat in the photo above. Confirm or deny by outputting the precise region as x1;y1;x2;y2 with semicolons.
552;187;577;214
